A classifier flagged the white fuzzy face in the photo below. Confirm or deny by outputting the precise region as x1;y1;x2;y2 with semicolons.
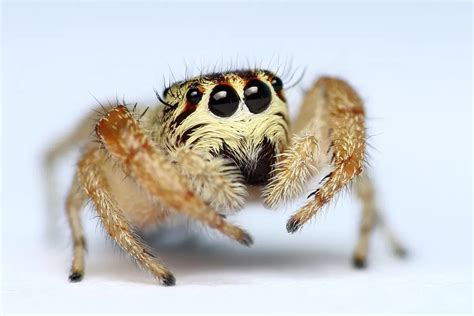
157;69;290;185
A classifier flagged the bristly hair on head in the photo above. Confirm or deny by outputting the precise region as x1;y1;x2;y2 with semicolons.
157;55;306;99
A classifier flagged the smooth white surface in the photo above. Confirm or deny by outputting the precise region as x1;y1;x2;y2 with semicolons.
1;2;472;313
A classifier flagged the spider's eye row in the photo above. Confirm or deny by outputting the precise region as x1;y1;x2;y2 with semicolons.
186;88;203;105
244;79;272;114
271;76;283;91
208;85;240;117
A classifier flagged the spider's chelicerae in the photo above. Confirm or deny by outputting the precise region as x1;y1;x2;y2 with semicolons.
46;69;406;286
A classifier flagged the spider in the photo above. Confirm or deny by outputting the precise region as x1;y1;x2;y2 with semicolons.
45;69;406;286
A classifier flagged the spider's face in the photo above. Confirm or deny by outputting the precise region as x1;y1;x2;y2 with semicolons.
160;69;290;185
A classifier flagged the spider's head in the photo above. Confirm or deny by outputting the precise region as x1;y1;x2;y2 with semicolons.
159;69;290;185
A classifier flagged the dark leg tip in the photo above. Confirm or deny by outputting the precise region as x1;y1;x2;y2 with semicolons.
394;247;408;258
239;231;254;247
286;218;301;234
161;273;176;286
352;256;367;269
68;271;84;282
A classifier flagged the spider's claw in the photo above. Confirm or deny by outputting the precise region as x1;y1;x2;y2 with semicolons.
238;230;254;247
68;271;84;282
352;256;367;269
394;246;408;258
161;272;176;286
286;217;302;233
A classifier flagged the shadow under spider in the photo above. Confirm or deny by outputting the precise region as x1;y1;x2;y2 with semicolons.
85;227;351;285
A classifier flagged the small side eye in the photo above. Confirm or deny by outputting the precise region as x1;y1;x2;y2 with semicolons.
163;87;170;98
271;76;283;91
244;79;272;114
186;88;203;104
209;85;240;117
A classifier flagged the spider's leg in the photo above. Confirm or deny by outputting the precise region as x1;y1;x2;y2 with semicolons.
376;214;408;258
168;147;247;211
95;106;253;246
352;172;377;268
263;134;320;207
43;111;98;240
263;73;334;208
286;77;365;233
65;173;87;281
77;147;175;285
44;110;97;169
352;173;407;267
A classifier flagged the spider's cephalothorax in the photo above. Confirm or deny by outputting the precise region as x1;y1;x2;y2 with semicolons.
45;68;406;286
154;69;290;185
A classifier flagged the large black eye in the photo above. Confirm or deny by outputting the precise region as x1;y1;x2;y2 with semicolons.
271;76;283;91
208;85;240;117
244;79;272;114
186;88;203;104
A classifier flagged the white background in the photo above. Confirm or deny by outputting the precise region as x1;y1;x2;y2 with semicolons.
1;1;472;313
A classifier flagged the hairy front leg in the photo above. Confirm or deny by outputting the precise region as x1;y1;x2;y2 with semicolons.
78;147;175;285
263;134;319;207
287;77;366;233
263;74;335;209
167;147;247;211
95;105;252;246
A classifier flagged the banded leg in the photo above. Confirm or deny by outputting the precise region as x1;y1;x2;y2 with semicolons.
78;147;175;285
95;106;253;246
65;174;87;281
287;77;366;233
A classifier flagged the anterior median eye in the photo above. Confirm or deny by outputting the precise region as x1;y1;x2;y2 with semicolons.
186;88;203;105
244;79;272;114
208;85;240;117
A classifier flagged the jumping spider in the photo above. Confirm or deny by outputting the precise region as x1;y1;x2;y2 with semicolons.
45;69;406;286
